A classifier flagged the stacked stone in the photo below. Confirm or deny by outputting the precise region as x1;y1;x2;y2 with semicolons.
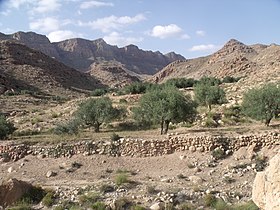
0;132;279;162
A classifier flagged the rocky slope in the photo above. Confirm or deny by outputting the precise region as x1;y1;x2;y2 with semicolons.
88;61;140;88
0;31;185;76
0;40;101;95
152;39;280;87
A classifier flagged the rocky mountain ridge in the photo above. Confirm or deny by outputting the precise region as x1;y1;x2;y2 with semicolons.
0;40;101;95
152;39;280;88
0;31;185;75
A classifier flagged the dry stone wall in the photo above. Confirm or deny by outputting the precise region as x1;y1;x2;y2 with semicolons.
0;132;279;162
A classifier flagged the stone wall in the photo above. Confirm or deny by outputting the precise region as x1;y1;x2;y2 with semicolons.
0;132;279;162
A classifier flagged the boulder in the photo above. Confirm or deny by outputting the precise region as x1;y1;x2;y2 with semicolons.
252;150;280;210
0;178;33;207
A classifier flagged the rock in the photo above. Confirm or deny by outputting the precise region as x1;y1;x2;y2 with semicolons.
7;167;14;173
46;170;57;178
150;202;164;210
189;175;203;184
0;178;33;207
252;150;280;210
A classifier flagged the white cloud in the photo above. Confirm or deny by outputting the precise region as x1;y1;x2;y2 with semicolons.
150;24;184;39
103;32;143;47
47;30;82;42
80;1;114;9
7;0;34;9
196;30;206;36
181;34;191;39
29;17;60;33
189;44;220;52
0;10;11;16
79;14;146;32
32;0;61;13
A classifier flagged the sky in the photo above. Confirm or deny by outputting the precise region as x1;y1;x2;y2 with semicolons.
0;0;280;59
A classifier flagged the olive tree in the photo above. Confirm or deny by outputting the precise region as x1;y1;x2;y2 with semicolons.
242;83;280;126
75;97;123;132
194;83;227;110
133;86;197;134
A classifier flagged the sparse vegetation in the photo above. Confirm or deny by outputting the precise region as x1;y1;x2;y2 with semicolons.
115;173;129;186
53;120;79;135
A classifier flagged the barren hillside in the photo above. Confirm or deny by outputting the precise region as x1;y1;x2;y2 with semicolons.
0;40;102;96
152;39;280;88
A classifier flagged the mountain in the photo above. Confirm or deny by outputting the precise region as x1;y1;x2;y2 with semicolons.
152;39;280;87
0;40;101;95
0;31;185;76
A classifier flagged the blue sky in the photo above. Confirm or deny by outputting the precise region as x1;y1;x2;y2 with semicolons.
0;0;280;58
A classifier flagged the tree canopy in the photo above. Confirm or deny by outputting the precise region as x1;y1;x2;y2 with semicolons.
242;83;280;126
133;86;197;134
194;83;227;110
0;114;16;140
75;97;123;132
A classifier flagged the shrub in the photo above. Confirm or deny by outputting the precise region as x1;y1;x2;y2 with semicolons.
214;199;230;210
6;202;32;210
231;200;258;210
42;191;55;207
165;78;197;88
211;148;225;160
222;76;240;83
91;89;107;96
146;185;157;195
92;201;107;210
0;114;16;140
79;192;100;205
114;197;134;210
254;154;268;172
53;120;79;135
178;203;195;210
115;173;129;186
132;205;146;210
110;132;121;141
204;193;217;207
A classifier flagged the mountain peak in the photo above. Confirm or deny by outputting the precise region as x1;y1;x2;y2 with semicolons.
11;31;50;44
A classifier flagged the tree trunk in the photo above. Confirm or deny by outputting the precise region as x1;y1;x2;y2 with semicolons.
208;103;212;111
164;120;170;134
160;120;164;135
94;122;101;132
265;117;272;126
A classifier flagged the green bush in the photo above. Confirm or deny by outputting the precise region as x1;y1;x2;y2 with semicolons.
222;76;241;83
114;197;134;210
78;192;100;205
0;114;16;140
115;173;129;186
92;201;107;210
165;78;197;88
231;200;258;210
204;193;217;207
91;89;107;96
53;120;79;135
110;132;121;141
211;148;225;160
41;191;55;207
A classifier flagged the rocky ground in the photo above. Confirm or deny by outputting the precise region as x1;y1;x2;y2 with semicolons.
0;140;278;209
